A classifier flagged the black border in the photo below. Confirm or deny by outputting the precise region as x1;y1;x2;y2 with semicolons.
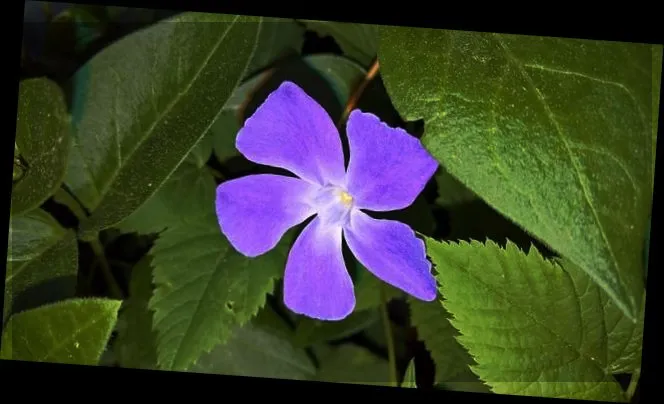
3;1;661;403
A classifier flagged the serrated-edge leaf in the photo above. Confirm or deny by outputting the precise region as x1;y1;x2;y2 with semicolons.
0;298;122;365
556;258;645;375
148;215;292;371
425;237;627;402
408;297;477;383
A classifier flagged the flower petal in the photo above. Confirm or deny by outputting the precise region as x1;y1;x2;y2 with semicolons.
215;174;318;257
283;216;355;320
236;81;346;186
344;210;437;301
345;110;438;211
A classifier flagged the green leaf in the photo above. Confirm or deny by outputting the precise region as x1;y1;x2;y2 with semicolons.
251;305;298;342
435;165;477;207
315;344;390;386
408;297;480;385
652;45;662;178
245;17;305;77
558;259;645;375
189;317;315;380
401;358;417;388
148;213;294;371
114;162;216;235
304;54;366;107
301;20;378;67
11;78;70;216
7;209;64;262
379;28;654;321
65;13;262;237
4;227;78;321
0;298;122;365
114;256;158;369
424;237;627;402
294;309;378;347
354;268;403;312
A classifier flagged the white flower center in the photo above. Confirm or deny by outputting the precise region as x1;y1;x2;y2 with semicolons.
310;184;355;227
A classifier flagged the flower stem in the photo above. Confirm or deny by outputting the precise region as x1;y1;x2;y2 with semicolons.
88;236;124;300
380;283;398;387
626;368;640;401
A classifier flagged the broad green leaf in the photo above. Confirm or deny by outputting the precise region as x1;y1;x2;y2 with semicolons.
354;268;403;312
148;213;293;371
315;344;390;386
379;28;655;321
0;298;122;365
251;305;298;342
4;228;78;321
114;162;216;235
294;309;378;347
304;54;366;107
361;314;409;362
7;209;65;262
435;165;476;207
12;78;70;216
245;17;305;77
114;256;158;369
652;45;662;178
301;20;378;67
425;237;627;402
65;13;262;237
408;297;478;384
189;318;315;380
402;358;417;388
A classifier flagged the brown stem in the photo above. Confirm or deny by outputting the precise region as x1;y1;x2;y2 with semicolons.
338;58;380;127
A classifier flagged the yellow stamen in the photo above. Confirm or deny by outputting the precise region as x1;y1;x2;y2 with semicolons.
339;190;353;206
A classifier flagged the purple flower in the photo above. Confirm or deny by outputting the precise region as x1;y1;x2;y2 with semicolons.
215;81;439;321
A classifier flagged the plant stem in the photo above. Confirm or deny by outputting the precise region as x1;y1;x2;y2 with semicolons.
337;57;380;128
380;283;398;387
54;187;88;223
626;368;640;401
88;236;124;300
